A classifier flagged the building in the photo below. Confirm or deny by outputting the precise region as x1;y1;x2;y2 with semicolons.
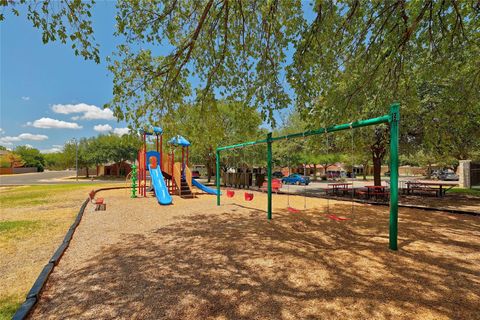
96;161;133;177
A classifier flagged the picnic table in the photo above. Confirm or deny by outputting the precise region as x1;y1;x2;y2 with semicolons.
327;182;352;196
365;185;389;200
353;185;389;200
405;181;458;198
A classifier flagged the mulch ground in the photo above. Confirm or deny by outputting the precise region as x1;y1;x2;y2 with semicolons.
29;188;480;319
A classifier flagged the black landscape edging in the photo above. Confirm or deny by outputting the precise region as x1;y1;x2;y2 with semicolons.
26;263;54;299
11;297;36;320
49;242;69;266
12;187;126;320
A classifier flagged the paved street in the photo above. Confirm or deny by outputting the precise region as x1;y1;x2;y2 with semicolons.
0;170;104;185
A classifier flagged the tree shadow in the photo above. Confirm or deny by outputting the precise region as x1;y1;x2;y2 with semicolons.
31;203;480;319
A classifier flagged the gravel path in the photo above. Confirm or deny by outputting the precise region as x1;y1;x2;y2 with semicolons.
30;188;480;319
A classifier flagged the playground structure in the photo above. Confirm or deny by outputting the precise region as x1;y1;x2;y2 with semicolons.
216;103;400;250
136;127;218;205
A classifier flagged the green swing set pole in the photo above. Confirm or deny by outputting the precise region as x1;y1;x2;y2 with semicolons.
267;132;273;220
216;115;390;153
216;103;400;250
389;103;400;250
216;150;221;206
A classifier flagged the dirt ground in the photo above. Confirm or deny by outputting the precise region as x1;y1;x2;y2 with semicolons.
30;188;480;319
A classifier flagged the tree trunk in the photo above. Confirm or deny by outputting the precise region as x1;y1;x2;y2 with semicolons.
322;164;329;180
362;161;368;181
206;161;212;182
371;128;387;186
85;167;89;178
372;154;382;186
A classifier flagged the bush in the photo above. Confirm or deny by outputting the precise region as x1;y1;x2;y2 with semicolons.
321;175;327;181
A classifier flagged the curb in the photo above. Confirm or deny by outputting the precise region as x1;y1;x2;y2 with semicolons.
12;187;128;320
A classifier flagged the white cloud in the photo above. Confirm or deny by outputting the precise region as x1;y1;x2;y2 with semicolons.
30;117;82;129
0;128;4;135
93;124;113;132
19;133;48;141
113;127;130;136
52;103;115;120
23;144;34;148
0;133;48;146
40;146;63;154
21;96;30;101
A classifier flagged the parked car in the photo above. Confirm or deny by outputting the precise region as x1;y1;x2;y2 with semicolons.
430;169;443;179
272;171;284;178
192;170;201;179
281;173;310;185
439;172;459;181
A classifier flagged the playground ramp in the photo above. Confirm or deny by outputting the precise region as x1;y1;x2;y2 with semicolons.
148;164;173;205
191;178;220;195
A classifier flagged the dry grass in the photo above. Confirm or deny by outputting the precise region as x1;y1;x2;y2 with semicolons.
0;183;123;320
30;189;480;319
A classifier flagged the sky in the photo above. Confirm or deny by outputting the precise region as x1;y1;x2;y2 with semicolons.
0;2;314;153
0;1;125;152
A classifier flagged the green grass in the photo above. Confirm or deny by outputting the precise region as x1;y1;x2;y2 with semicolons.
446;187;480;196
0;295;22;320
0;183;97;207
0;220;45;241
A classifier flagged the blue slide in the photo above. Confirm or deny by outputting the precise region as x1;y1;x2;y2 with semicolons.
148;164;172;205
191;178;221;195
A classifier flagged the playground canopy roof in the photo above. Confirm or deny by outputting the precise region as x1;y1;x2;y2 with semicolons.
140;127;163;135
168;135;190;147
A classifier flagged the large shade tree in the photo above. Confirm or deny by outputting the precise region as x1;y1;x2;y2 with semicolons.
288;1;479;184
2;0;479;184
158;98;264;182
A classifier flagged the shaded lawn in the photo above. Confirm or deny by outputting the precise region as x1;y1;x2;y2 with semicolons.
0;183;122;320
446;187;480;197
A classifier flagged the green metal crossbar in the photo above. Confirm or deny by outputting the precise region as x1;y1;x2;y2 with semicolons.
216;103;400;250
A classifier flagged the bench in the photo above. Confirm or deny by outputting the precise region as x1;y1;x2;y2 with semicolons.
355;190;368;199
371;191;390;201
260;179;282;193
409;185;439;197
89;190;106;211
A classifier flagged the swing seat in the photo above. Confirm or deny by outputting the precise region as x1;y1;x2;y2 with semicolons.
287;206;301;213
226;189;235;198
244;192;254;201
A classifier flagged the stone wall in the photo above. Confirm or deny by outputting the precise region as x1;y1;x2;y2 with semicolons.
457;160;471;188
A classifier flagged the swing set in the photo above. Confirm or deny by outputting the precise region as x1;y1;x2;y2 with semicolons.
223;147;257;201
216;103;400;250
